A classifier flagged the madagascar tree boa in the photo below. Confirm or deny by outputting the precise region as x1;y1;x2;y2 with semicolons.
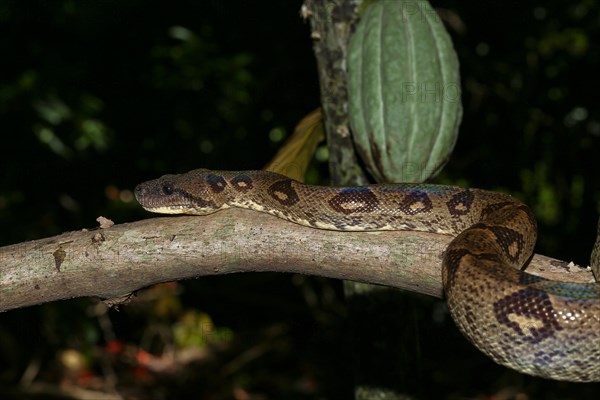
135;169;600;382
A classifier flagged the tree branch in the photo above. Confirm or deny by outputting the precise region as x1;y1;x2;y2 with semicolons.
303;0;368;185
0;209;594;313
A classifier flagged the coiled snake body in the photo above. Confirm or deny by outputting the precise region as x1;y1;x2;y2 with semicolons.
135;169;600;382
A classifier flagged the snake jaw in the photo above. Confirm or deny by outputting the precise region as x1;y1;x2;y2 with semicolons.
137;204;226;216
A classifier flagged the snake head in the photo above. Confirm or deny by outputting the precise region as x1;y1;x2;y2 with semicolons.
134;169;230;215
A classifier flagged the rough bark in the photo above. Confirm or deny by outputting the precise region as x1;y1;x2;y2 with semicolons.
303;0;368;185
1;208;594;313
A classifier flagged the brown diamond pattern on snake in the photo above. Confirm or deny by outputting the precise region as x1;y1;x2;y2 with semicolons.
267;179;300;206
205;174;227;193
477;224;525;263
446;189;474;216
493;288;563;344
230;175;254;192
517;203;537;228
443;248;502;289
443;248;469;289
481;201;513;219
327;188;379;215
398;191;433;215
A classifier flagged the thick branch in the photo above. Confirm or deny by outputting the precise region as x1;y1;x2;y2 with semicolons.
0;208;594;313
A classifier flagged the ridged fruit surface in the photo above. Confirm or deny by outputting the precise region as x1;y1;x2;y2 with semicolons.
348;0;462;182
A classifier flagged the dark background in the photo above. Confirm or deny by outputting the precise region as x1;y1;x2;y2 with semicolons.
0;1;598;399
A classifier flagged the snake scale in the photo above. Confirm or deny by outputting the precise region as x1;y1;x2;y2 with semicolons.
135;169;600;382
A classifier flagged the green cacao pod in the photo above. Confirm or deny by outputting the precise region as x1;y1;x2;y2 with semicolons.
347;0;462;183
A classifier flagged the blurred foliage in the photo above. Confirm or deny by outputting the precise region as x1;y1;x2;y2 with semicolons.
0;0;598;399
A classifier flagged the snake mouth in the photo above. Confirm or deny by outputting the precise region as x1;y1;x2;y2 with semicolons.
139;205;199;215
137;200;222;215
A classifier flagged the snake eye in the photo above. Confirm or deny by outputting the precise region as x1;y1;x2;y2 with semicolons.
162;184;174;195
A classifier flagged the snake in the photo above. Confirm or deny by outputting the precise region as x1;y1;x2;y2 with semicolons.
134;169;600;382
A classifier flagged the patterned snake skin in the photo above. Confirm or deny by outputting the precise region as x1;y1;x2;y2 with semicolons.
135;169;600;382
